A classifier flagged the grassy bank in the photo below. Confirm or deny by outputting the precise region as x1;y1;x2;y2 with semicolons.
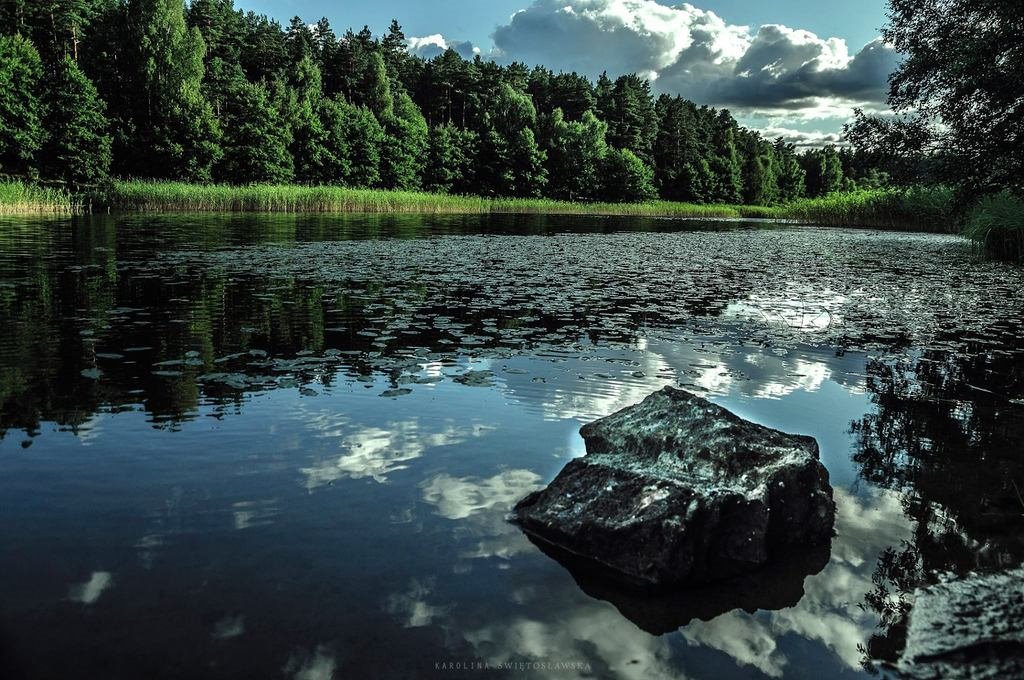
0;178;953;226
780;187;956;232
91;180;955;229
95;180;782;219
4;180;1016;253
0;181;77;215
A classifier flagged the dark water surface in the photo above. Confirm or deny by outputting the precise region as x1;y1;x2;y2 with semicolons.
1;214;1023;679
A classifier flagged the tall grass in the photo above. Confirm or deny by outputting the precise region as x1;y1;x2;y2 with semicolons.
0;181;77;215
98;180;776;218
963;191;1024;260
0;179;972;240
96;181;957;231
779;186;956;232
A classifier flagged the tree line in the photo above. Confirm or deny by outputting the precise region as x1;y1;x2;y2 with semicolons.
0;0;883;203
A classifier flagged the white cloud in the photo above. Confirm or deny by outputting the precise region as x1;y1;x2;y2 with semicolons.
753;126;845;148
384;578;450;628
493;0;749;79
286;647;337;680
299;417;495;488
212;614;246;640
68;571;113;605
408;34;480;60
421;469;542;520
487;0;899;122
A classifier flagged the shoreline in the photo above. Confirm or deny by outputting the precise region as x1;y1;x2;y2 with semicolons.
0;180;958;234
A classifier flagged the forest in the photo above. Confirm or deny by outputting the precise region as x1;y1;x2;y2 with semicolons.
0;0;881;205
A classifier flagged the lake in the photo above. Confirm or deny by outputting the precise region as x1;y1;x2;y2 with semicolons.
1;214;1023;679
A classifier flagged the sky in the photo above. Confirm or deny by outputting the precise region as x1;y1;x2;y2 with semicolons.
242;0;896;145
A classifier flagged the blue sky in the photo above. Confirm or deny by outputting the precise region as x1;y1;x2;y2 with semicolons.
239;1;895;143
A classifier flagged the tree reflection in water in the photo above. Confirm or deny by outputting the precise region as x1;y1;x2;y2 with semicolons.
851;346;1024;668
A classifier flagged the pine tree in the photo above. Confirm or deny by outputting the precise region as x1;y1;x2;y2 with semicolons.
604;74;657;167
239;12;288;82
740;135;778;206
42;55;112;185
507;127;547;197
820;146;844;196
684;159;717;203
594;72;613;121
317;97;352;184
654;95;696;201
380;19;410;84
480;84;546;197
801;146;844;197
21;0;97;62
549;73;596;120
0;34;45;176
188;0;245;66
311;17;336;69
285;16;313;62
425;123;477;194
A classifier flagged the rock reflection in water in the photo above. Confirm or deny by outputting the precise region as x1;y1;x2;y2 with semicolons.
524;534;831;635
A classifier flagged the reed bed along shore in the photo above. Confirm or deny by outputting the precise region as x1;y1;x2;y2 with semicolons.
962;191;1024;261
0;181;77;216
96;181;778;218
6;179;1023;258
89;180;954;228
779;186;957;232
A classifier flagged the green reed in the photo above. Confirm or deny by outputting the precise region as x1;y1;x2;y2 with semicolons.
0;180;77;215
963;191;1024;260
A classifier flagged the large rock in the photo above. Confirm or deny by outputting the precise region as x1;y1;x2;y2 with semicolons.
513;386;835;587
897;567;1024;679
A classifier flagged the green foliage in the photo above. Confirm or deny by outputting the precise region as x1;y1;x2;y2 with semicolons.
847;0;1024;196
0;5;908;214
782;186;954;230
286;55;340;183
42;55;112;185
217;77;293;184
132;0;222;181
710;119;743;204
544;109;608;201
603;74;657;167
380;91;428;190
341;103;384;188
363;52;394;120
1;0;98;62
774;140;806;203
963;191;1024;260
602;148;657;203
505;127;547;198
425;123;477;194
0;34;45;175
801;146;845;198
477;84;547;197
188;0;246;66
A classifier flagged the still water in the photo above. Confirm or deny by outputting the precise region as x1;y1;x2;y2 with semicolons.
1;214;1022;679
